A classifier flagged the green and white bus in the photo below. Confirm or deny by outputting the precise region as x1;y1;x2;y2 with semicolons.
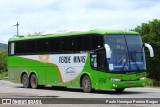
8;30;154;93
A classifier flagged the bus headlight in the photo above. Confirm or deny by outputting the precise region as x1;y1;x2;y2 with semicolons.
139;77;146;80
110;78;121;82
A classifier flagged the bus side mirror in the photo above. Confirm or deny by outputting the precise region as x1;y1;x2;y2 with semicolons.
104;44;111;59
144;43;154;57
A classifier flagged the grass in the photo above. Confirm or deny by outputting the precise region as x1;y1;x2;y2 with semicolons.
145;78;160;87
0;71;8;79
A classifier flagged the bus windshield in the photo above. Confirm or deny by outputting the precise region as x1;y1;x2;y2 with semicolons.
105;35;146;73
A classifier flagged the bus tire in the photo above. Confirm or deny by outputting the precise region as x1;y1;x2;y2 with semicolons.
30;74;38;89
115;88;125;93
82;75;92;93
22;73;30;88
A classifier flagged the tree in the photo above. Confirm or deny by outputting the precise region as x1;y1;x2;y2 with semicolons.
133;19;160;80
0;51;7;73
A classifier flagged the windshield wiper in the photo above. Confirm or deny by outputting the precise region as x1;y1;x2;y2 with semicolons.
130;52;140;72
121;61;127;72
121;52;140;72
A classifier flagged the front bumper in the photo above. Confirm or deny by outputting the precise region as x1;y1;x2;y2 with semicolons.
108;80;146;89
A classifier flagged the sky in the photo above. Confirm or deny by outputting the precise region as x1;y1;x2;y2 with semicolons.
0;0;160;44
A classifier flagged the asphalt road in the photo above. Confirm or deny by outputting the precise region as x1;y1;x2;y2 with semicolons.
0;80;160;107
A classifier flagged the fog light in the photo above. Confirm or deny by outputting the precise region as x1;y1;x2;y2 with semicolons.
112;84;117;87
110;78;121;82
140;77;146;80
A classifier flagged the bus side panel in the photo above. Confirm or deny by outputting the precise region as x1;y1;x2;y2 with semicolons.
45;66;62;85
55;53;100;89
8;56;23;83
8;53;94;87
8;56;46;85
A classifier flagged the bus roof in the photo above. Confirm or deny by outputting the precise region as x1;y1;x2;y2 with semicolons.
8;29;139;41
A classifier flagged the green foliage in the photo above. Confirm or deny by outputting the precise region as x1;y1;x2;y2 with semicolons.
133;19;160;81
0;49;6;53
145;78;160;87
0;51;7;73
0;72;8;79
145;78;153;87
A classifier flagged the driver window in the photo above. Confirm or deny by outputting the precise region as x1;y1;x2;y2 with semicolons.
91;49;107;71
97;49;106;71
91;53;97;69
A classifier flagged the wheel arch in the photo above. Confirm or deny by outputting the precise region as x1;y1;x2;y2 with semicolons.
29;71;38;82
20;71;28;83
80;73;92;87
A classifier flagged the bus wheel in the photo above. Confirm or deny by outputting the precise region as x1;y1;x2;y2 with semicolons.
22;73;30;88
30;74;38;89
82;75;92;93
115;88;125;93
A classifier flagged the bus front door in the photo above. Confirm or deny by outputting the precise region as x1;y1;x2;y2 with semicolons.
91;48;108;89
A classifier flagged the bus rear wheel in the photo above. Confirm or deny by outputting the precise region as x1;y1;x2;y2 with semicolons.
30;74;38;89
115;88;125;93
22;73;30;88
82;75;92;93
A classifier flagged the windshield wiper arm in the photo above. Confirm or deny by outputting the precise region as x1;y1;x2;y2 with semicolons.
130;52;140;72
121;61;127;72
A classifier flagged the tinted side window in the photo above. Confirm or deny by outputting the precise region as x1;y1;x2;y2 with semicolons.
97;49;106;71
37;39;48;53
61;37;74;52
76;35;91;51
14;40;37;55
15;41;26;55
91;35;103;50
48;38;60;53
91;49;107;72
25;40;37;54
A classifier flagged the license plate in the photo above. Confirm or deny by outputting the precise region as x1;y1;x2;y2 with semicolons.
128;83;134;86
